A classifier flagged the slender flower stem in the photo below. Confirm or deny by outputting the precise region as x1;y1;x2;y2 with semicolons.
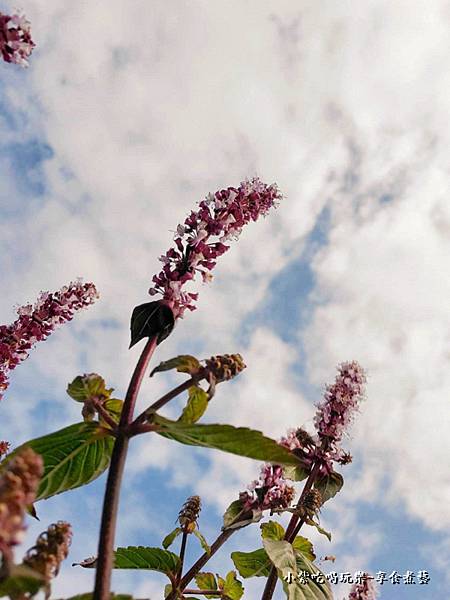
261;462;322;600
94;337;158;600
166;529;235;600
177;530;189;586
133;373;205;425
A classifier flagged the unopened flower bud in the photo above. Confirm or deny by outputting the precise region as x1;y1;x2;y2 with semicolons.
0;448;43;557
301;489;322;518
24;521;72;598
178;495;201;531
204;353;246;383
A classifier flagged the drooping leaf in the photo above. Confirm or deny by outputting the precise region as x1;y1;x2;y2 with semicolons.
292;536;316;561
192;528;211;554
305;518;332;542
314;472;344;504
129;301;175;348
194;572;219;598
162;527;182;549
261;521;285;541
231;549;272;578
178;386;209;424
0;564;44;597
223;500;245;529
154;416;300;466
113;546;180;577
221;571;244;600
151;355;201;377
292;552;333;600
0;422;114;500
222;499;261;530
66;373;114;403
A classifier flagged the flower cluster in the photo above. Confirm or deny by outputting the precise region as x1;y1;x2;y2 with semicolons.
0;279;99;400
0;448;43;560
24;521;72;592
0;10;35;67
313;361;366;469
149;178;282;318
204;353;246;383
347;575;379;600
240;464;295;512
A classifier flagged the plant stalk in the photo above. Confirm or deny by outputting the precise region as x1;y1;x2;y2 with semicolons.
93;336;158;600
261;461;322;600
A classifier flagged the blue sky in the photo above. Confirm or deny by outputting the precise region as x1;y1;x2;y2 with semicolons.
1;2;449;599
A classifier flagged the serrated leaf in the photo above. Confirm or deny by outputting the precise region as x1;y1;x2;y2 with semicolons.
154;416;300;466
113;546;180;577
129;301;175;348
192;528;210;554
195;572;219;598
314;472;344;504
0;422;114;500
261;521;285;541
0;564;45;597
231;549;272;578
162;527;182;549
221;570;244;599
178;386;209;424
305;518;332;542
292;536;316;561
66;373;114;403
151;355;201;377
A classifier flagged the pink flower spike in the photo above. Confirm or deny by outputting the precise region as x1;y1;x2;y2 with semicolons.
0;279;99;401
148;177;282;319
313;361;366;473
0;10;35;67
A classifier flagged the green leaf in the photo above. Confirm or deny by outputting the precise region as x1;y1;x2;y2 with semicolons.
162;527;182;549
222;499;262;530
154;416;300;466
102;398;123;424
0;564;44;597
292;536;316;561
314;472;343;504
193;528;211;554
1;422;114;501
195;572;219;598
151;355;201;377
305;518;332;542
261;521;285;541
57;595;133;600
113;546;180;577
221;571;244;600
178;386;209;424
67;373;114;403
283;464;310;482
231;549;272;578
291;553;333;600
263;539;297;581
129;301;174;348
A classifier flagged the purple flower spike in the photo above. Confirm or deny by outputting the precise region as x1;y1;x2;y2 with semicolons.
0;10;35;67
149;177;282;319
314;361;366;471
0;279;99;400
240;464;295;512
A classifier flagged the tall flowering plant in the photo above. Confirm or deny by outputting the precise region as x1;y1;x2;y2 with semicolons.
0;16;377;599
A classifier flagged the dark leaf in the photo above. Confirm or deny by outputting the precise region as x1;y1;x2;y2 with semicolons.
129;301;174;348
113;546;180;577
314;472;344;504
